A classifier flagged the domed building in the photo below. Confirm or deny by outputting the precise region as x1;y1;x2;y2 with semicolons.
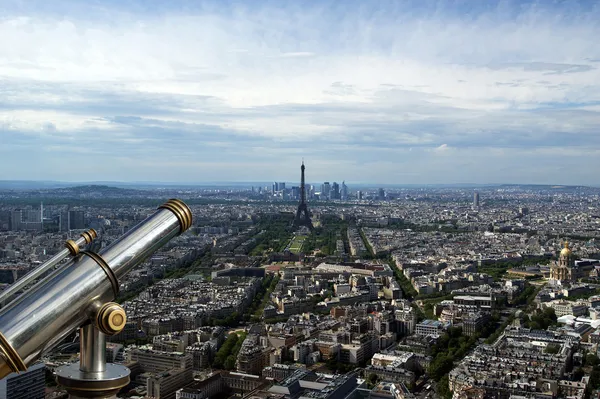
549;241;578;283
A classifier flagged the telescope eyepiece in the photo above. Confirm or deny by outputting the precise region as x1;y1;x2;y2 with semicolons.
96;303;127;336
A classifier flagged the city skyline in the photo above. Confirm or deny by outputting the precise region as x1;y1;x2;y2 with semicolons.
2;0;600;184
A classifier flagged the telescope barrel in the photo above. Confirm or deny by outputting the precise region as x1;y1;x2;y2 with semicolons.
0;229;98;307
0;199;192;379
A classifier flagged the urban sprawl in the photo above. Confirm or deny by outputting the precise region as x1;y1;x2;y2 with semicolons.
2;176;600;399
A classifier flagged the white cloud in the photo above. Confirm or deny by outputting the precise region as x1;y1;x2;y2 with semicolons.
1;1;600;183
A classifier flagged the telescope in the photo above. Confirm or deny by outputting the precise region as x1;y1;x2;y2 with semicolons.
0;199;192;398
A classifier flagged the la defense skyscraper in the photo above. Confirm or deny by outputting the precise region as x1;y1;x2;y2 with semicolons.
293;161;314;230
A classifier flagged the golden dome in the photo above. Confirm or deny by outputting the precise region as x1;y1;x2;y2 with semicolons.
560;240;572;257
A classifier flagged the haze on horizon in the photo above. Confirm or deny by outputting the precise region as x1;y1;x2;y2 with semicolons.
1;0;600;186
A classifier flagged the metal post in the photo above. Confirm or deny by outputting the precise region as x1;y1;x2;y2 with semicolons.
79;324;106;374
56;324;130;399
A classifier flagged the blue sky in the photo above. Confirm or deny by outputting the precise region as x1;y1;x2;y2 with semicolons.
1;0;600;185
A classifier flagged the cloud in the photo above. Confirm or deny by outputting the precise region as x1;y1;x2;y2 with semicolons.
486;62;595;74
433;144;450;153
1;0;600;183
275;52;316;58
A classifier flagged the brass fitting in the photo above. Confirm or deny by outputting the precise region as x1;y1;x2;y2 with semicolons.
64;240;80;256
80;229;98;244
158;199;193;234
95;303;127;336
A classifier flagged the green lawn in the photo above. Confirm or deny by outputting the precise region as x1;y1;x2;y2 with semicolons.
288;235;306;253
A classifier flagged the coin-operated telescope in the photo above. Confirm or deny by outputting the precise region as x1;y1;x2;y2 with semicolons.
0;199;192;398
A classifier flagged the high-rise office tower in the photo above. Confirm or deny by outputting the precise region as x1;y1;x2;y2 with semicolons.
322;182;331;200
0;210;10;231
473;192;480;209
22;210;41;223
68;210;85;230
278;182;286;191
292;186;300;199
331;182;340;200
357;191;363;201
59;212;69;232
0;362;45;399
10;210;22;231
341;181;348;200
272;182;278;193
19;209;43;232
378;188;386;200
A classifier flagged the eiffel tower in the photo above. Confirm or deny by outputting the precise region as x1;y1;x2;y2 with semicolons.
293;161;314;230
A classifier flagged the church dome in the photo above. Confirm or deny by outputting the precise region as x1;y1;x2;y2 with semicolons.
560;241;573;257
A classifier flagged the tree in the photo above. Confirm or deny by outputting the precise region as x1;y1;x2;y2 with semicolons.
586;354;600;367
428;355;453;380
224;355;237;370
437;375;453;399
591;368;600;389
366;373;380;388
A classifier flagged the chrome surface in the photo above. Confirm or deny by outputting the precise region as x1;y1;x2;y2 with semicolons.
0;234;91;307
101;207;184;279
56;362;130;399
79;325;106;373
0;200;192;379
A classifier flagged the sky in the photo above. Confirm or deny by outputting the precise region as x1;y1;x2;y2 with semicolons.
1;0;600;185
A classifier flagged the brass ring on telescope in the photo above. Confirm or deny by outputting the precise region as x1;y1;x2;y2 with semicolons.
0;331;26;374
80;228;97;244
65;240;80;256
158;199;192;232
170;198;192;230
158;199;193;233
80;251;119;299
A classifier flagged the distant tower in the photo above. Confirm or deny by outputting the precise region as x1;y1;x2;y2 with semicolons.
473;192;480;209
322;182;331;200
293;161;314;230
331;182;340;200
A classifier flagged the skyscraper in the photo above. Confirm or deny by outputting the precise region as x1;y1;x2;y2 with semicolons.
10;210;22;231
322;182;331;200
378;188;386;200
341;181;348;200
331;182;340;200
69;210;85;230
0;211;10;231
59;212;69;232
292;186;300;199
473;192;480;209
